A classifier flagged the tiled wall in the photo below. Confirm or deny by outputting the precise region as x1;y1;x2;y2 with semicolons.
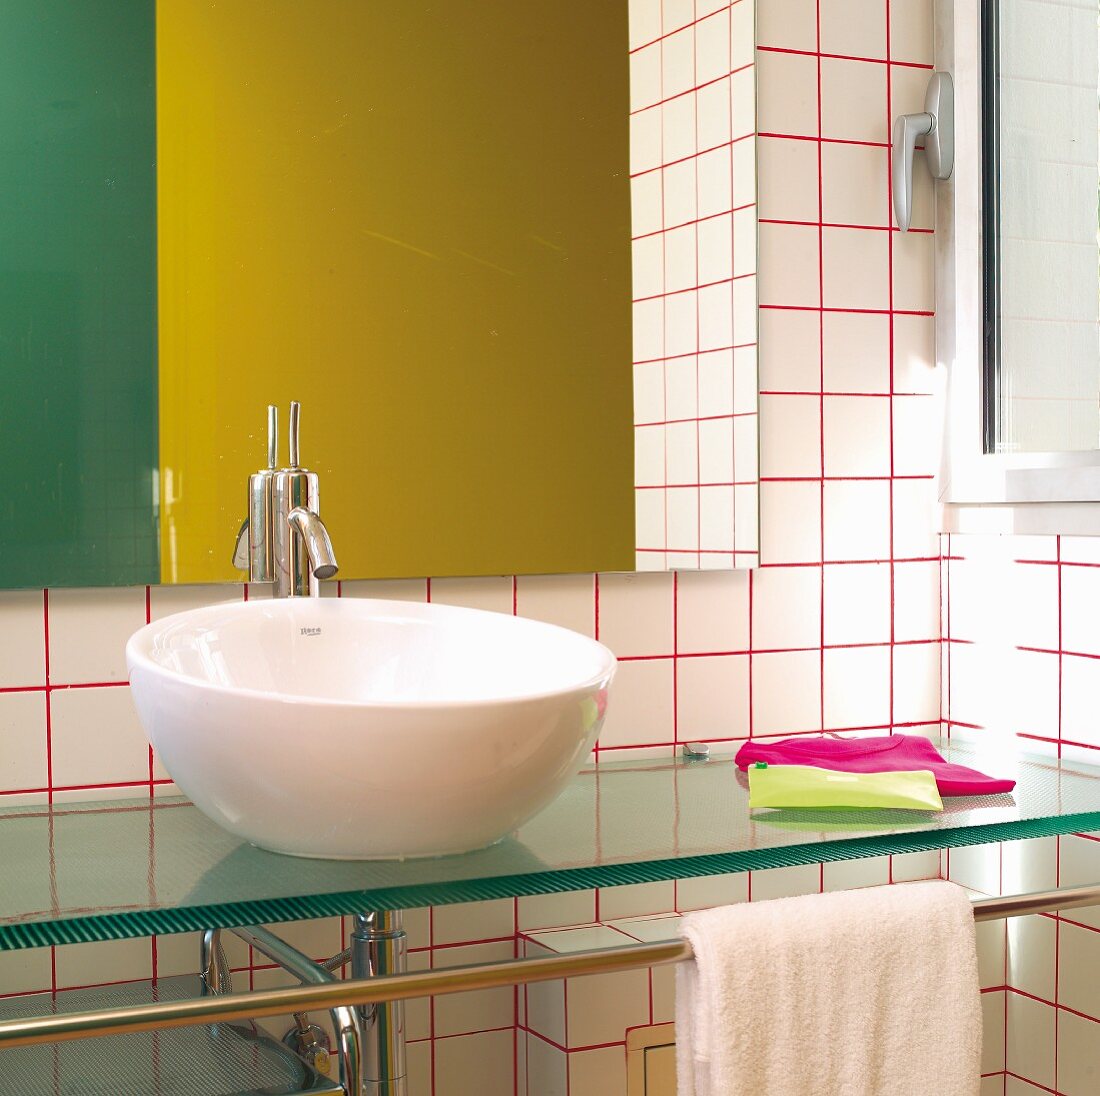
631;0;760;571
943;533;1100;1096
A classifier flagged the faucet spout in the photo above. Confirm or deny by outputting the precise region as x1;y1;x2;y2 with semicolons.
288;507;338;581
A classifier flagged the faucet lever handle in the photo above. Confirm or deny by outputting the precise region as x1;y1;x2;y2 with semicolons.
288;400;301;469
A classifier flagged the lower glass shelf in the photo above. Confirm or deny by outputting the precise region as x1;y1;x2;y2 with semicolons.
2;736;1099;949
0;976;341;1096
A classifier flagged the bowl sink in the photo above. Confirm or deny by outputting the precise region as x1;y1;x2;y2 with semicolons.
126;598;615;859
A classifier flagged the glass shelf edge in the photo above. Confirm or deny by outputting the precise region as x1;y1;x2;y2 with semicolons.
4;808;1098;952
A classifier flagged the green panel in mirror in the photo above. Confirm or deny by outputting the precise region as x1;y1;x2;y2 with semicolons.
0;1;159;588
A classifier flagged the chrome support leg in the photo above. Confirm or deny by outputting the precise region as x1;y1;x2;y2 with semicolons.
352;911;407;1096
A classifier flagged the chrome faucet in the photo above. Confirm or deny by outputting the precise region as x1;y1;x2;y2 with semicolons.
232;402;338;597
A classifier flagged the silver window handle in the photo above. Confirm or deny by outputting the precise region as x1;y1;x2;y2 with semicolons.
892;72;954;232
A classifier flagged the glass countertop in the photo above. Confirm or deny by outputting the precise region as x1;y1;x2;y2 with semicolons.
2;739;1099;949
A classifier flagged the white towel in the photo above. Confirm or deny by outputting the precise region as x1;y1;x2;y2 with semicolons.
676;879;982;1096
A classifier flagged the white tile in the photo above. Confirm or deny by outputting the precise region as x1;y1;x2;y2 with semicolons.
820;58;887;143
635;426;665;489
894;560;940;642
666;288;699;358
517;890;596;932
760;481;822;565
892;228;935;312
49;586;147;684
893;478;940;559
0;590;46;688
338;578;427;602
599;658;675;748
676;871;749;910
569;1045;628;1096
731;134;756;208
1062;564;1100;654
821;227;890;312
752;650;822;735
1058;836;1100;930
1005;992;1055;1089
698;282;733;352
758;223;820;308
822;855;889;892
823;562;891;645
820;0;887;59
889;0;934;65
1056;655;1100;747
516;574;595;638
50;685;149;789
433;941;515;1037
948;844;1002;897
665;420;699;485
148;584;242;620
756;0;818;53
0;692;47;795
55;937;152;989
697;82;732;158
823;480;891;562
893;313;938;394
598;572;673;658
632;233;664;301
974;916;1006;991
526;1033;568;1096
730;66;755;139
695;8;730;85
823;644;891;729
696;148;732;223
821;139;889;227
677;654;750;739
0;946;52;996
890;849;941;882
429;576;512;614
759;308;821;394
432;899;514;947
981;989;1007;1077
750;863;821;900
629;0;662;50
757;137;820;222
434;1029;514;1096
630;108;663;176
630;42;662;112
598;881;676;920
665;354;698;421
632;171;664;239
698;214;733;285
662;92;696;166
752;564;822;651
760;394;821;478
821;311;891;394
892;642;940;724
823;395;891;477
699;417;734;483
1058;1009;1100;1096
666;488;700;552
1007;914;1055;1001
1058;922;1100;1021
634;359;666;425
677;570;750;653
662;0;693;35
663;224;697;294
566;966;650;1048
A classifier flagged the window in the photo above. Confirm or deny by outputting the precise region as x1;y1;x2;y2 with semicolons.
939;0;1100;524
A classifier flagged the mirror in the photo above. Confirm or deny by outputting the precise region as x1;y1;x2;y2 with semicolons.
0;0;758;588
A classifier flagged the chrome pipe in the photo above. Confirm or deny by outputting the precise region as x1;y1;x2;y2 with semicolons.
1;883;1099;1052
353;911;407;1096
232;925;363;1096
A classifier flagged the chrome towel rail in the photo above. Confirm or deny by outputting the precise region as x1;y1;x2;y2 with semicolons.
1;881;1099;1051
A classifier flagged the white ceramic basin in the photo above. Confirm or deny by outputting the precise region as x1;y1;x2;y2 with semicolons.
126;598;615;859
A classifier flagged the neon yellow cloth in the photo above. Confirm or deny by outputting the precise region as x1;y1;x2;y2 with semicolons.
747;764;944;811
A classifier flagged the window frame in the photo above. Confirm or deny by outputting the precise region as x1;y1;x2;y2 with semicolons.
938;0;1100;532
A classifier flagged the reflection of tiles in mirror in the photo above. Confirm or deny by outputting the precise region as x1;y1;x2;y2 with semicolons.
630;0;759;572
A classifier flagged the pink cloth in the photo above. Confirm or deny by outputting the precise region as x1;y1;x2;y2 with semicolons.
734;734;1015;797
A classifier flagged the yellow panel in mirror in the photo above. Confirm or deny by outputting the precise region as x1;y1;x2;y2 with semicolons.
157;1;634;583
